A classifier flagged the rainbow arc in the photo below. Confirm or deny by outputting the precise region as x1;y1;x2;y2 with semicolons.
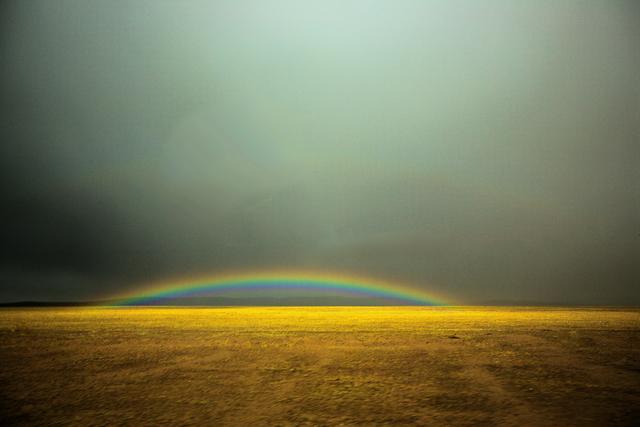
108;270;449;306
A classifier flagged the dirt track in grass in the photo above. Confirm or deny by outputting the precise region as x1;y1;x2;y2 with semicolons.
1;307;639;426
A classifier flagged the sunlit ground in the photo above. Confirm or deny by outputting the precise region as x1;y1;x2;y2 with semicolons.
1;307;639;426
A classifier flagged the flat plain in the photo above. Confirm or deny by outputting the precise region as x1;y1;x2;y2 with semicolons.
1;307;639;426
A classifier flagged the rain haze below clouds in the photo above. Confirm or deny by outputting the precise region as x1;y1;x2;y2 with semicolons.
1;0;638;304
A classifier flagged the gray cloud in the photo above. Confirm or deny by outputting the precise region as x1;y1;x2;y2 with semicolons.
1;0;638;303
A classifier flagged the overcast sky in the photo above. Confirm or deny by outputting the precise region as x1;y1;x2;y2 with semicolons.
1;0;638;304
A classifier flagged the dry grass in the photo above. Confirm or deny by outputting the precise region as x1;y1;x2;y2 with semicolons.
1;307;639;426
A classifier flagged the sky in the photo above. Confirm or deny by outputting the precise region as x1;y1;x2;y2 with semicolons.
0;0;638;304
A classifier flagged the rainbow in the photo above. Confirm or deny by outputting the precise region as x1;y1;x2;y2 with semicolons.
108;270;449;306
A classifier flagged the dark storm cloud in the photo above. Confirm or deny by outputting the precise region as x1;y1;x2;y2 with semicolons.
0;0;638;303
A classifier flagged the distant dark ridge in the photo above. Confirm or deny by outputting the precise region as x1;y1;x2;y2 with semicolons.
1;296;430;307
478;300;638;307
478;300;570;307
2;298;637;307
0;301;99;307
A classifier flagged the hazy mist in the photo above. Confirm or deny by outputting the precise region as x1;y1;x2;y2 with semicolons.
1;1;638;304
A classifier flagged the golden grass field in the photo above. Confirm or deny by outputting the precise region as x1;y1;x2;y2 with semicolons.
1;307;639;426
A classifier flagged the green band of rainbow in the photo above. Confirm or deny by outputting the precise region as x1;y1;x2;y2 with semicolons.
108;270;449;306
